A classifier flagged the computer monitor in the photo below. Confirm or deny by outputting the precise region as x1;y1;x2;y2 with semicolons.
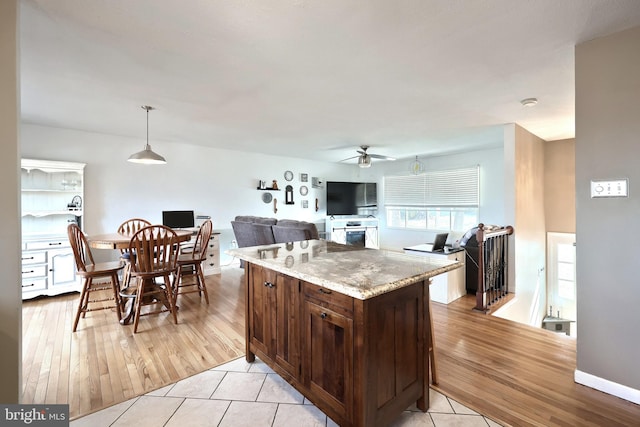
431;233;449;252
162;210;195;229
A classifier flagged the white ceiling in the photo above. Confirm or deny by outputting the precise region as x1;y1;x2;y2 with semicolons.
19;0;640;164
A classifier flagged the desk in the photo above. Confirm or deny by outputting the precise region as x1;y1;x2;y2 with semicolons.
88;229;192;324
403;245;466;304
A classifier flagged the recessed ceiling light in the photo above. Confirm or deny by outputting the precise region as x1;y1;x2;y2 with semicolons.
521;97;538;107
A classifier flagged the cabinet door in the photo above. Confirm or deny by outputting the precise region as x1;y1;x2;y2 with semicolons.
365;227;379;249
331;228;347;244
303;299;353;421
274;273;300;377
248;265;277;357
49;249;78;289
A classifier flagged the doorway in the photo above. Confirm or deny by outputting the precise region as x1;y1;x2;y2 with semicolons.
546;232;577;337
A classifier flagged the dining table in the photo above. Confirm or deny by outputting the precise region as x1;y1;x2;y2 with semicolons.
88;228;193;325
88;229;193;250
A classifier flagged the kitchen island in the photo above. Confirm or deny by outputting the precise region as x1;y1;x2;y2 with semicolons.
227;240;462;427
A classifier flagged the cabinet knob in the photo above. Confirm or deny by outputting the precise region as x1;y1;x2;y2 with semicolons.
320;312;327;319
264;281;275;288
318;288;332;295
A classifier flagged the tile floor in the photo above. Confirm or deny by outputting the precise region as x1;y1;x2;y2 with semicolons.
70;357;504;427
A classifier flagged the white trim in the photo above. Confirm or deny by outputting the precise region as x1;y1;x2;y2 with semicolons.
574;369;640;404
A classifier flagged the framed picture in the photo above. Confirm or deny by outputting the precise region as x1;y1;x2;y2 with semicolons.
302;200;309;209
300;173;308;182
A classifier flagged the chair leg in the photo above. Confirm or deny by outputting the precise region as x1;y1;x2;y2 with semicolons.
110;272;123;322
196;264;209;304
73;278;90;332
172;265;182;300
133;278;143;334
165;273;178;325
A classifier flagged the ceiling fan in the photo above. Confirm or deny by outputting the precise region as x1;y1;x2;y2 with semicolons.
341;145;396;168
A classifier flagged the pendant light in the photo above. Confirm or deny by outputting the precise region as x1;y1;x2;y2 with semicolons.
409;155;424;175
127;105;167;164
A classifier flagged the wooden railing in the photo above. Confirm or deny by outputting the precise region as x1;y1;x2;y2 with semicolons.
474;223;514;312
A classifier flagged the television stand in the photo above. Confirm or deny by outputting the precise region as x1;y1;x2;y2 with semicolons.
326;216;379;249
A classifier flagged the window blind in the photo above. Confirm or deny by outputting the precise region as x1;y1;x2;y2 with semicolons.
384;166;479;207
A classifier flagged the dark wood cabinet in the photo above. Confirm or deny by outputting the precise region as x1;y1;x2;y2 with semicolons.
245;262;430;427
303;288;354;422
246;264;300;378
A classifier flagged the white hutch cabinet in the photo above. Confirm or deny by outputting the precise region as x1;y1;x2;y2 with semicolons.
21;159;85;299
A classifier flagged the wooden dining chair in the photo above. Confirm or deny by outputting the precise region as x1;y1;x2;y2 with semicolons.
67;223;125;332
174;219;213;304
117;218;151;289
128;224;179;333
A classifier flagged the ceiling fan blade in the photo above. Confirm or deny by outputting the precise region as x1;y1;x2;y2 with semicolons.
368;154;396;160
340;155;360;162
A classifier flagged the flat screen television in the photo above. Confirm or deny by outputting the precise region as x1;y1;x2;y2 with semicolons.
162;210;195;229
326;181;377;216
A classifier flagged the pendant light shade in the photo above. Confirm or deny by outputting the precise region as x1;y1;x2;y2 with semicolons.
128;105;166;165
409;155;425;175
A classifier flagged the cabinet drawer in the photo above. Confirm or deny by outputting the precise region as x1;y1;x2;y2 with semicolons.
208;235;220;251
25;240;69;250
303;282;353;315
22;278;48;292
22;265;48;279
22;251;47;265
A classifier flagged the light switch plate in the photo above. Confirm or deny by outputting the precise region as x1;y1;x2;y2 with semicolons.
590;179;628;198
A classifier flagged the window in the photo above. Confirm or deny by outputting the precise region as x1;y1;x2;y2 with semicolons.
384;166;479;232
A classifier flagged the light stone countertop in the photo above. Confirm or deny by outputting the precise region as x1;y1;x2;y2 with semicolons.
227;240;463;300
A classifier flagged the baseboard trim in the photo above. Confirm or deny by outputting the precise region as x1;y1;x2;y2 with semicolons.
574;369;640;404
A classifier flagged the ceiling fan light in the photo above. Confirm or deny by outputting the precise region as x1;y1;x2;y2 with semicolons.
128;105;167;165
358;155;372;168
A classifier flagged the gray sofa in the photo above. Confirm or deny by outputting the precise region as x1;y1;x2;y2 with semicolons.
231;215;320;248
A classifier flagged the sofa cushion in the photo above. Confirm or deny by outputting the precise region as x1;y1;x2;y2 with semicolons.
253;223;276;245
231;221;258;248
275;219;319;239
272;225;311;243
235;215;277;225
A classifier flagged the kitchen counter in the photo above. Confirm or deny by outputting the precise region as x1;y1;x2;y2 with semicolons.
228;239;463;426
227;239;462;300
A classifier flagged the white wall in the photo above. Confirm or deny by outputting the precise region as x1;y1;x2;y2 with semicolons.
21;124;355;264
0;0;21;403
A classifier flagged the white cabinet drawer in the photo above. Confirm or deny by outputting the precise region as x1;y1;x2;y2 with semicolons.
25;240;69;250
22;278;48;292
208;234;220;250
22;251;47;265
22;264;48;279
206;251;219;267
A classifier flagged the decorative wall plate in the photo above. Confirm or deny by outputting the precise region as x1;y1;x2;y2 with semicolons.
299;185;308;196
262;192;273;203
284;170;294;181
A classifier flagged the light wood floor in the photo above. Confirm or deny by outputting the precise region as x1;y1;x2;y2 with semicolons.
22;268;640;425
21;268;246;420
